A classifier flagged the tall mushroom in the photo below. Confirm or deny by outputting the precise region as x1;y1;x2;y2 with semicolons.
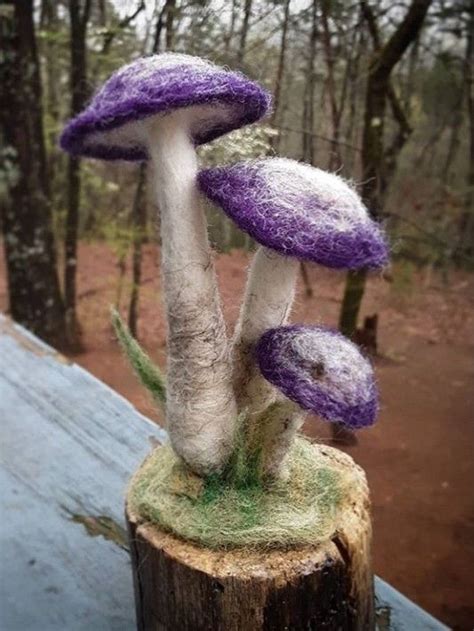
60;54;271;474
198;158;388;421
256;324;378;477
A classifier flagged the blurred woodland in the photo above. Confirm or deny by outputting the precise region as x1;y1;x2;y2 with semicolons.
0;0;473;349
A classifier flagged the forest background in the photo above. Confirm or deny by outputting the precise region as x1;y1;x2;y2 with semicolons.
1;1;473;628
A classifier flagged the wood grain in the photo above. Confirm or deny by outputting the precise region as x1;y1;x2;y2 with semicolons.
126;474;375;631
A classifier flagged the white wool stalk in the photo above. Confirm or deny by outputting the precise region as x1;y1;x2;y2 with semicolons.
149;113;236;474
260;400;306;480
233;247;299;416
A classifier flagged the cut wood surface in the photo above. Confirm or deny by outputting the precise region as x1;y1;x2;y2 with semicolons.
126;441;375;631
127;507;373;631
0;314;448;631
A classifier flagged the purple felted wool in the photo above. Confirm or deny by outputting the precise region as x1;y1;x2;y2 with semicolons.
256;325;378;428
58;53;273;475
198;158;388;269
60;53;272;161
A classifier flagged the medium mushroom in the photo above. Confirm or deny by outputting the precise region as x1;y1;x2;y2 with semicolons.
198;158;388;419
60;53;271;474
256;324;378;477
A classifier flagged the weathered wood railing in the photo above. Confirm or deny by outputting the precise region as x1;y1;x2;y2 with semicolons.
0;314;448;630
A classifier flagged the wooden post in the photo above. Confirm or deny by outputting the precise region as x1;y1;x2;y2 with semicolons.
126;451;374;631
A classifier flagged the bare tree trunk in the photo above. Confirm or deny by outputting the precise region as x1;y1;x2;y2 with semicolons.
237;0;253;66
0;0;67;348
339;0;431;338
414;108;451;170
128;165;147;337
81;2;147;236
64;0;91;347
442;94;464;186
458;4;474;259
100;2;145;57
224;0;239;54
115;249;128;312
270;0;291;151
361;0;430;214
344;19;365;174
401;34;420;116
300;1;319;298
383;85;413;189
165;0;176;50
339;269;368;337
331;21;358;171
98;0;106;24
302;0;318;164
321;0;343;170
152;3;166;54
40;0;61;188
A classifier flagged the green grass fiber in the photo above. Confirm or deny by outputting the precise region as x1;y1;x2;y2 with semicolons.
111;308;166;410
128;436;352;549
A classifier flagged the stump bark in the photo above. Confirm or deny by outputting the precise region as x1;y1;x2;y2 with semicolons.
126;456;374;631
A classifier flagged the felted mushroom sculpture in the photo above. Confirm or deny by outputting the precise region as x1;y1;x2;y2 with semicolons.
60;53;271;475
197;158;388;423
256;324;378;477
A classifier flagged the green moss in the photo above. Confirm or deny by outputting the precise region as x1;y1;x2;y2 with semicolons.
128;437;353;549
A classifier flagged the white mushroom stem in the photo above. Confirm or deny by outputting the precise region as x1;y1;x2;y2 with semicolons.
149;112;236;475
257;399;306;480
233;247;299;417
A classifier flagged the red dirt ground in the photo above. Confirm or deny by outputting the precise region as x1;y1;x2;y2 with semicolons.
1;242;473;629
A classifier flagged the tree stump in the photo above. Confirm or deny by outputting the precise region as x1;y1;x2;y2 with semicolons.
126;451;374;631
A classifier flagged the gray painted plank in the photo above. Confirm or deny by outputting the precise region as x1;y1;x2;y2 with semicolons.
374;578;449;630
0;315;165;631
0;315;448;630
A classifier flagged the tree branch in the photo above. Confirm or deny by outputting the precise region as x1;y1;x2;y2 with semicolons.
80;0;92;32
365;0;432;81
101;1;146;55
152;3;167;54
362;1;413;137
361;0;415;181
279;124;362;153
388;84;411;134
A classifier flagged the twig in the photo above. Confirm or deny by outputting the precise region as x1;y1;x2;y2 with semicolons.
277;124;362;153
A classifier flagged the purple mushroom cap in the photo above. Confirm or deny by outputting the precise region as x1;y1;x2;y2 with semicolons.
60;53;272;161
256;325;378;428
198;158;388;269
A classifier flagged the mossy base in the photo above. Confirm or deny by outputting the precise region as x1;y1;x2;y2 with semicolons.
127;438;368;549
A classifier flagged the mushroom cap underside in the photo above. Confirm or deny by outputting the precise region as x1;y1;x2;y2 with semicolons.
60;53;271;161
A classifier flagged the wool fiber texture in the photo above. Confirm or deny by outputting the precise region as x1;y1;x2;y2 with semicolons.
198;158;389;270
127;438;364;549
257;325;378;428
149;117;237;474
111;308;166;409
255;400;306;479
60;53;271;160
233;248;299;416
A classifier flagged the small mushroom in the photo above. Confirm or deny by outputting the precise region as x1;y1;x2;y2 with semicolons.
60;54;271;474
198;158;388;417
255;324;378;477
